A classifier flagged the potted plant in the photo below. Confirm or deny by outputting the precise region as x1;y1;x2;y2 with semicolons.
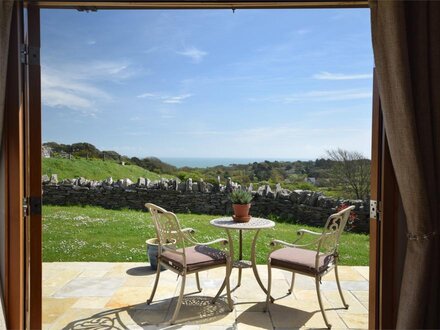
146;238;176;271
230;190;253;222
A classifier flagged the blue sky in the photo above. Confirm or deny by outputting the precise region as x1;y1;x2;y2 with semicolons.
41;8;373;159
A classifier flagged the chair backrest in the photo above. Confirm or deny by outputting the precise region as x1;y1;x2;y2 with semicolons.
317;205;356;257
145;203;186;254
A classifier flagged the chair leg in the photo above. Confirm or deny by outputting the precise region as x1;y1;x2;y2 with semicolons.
265;261;272;313
195;272;202;293
334;264;349;309
288;273;295;294
315;276;331;329
147;263;161;304
169;273;186;325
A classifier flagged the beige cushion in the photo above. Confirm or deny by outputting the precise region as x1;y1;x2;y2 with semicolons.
161;245;227;272
270;247;334;275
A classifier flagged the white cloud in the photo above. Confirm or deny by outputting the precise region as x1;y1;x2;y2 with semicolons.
162;94;192;104
137;92;158;99
42;61;129;116
313;71;373;80
177;47;208;63
68;60;135;81
43;89;93;110
136;92;192;104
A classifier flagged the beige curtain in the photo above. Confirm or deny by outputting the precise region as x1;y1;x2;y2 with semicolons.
0;1;14;329
370;0;440;328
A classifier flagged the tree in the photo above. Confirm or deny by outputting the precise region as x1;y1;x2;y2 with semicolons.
326;148;370;200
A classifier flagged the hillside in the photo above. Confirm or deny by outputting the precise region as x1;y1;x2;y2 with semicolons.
43;158;174;181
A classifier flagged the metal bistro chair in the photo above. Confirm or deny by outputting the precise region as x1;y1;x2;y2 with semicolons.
265;205;355;329
145;203;233;324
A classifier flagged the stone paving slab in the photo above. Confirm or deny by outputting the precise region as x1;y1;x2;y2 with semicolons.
43;262;369;329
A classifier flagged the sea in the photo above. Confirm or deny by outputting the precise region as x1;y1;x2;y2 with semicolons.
160;157;302;168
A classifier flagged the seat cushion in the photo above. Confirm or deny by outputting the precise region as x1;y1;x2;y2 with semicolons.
270;247;334;275
161;245;227;272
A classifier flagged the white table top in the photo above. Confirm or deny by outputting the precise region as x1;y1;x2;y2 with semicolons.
210;217;275;230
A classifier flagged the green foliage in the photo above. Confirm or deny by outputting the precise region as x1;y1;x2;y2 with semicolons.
176;170;204;182
130;156;177;174
42;205;369;265
43;142;371;200
42;158;173;181
44;142;176;174
327;149;371;200
229;190;253;204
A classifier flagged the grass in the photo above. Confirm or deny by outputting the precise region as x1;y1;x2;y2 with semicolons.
43;158;174;181
43;205;369;266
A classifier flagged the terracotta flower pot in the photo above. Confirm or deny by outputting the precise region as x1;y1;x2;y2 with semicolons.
232;203;251;222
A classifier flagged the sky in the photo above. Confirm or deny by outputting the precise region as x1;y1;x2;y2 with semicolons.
41;8;373;160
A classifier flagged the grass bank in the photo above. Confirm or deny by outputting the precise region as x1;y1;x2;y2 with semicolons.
43;205;369;265
43;158;173;181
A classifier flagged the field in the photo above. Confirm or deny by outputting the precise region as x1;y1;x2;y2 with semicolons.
43;158;174;181
43;205;369;265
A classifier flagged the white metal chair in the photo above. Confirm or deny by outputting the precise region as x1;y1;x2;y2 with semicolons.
145;203;233;324
265;205;355;329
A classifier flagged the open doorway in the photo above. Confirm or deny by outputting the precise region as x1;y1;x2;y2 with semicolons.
39;7;373;329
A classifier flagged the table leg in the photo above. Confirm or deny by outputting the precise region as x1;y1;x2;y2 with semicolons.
237;229;243;287
213;229;234;301
251;229;273;300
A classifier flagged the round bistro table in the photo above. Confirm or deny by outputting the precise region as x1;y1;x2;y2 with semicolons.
210;217;275;297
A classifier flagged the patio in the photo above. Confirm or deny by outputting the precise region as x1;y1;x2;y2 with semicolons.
43;262;368;329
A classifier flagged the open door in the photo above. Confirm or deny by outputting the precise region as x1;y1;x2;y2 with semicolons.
24;4;43;329
369;69;381;329
3;2;26;329
369;70;402;329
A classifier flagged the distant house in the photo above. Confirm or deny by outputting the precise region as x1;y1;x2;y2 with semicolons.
304;177;317;185
42;146;52;158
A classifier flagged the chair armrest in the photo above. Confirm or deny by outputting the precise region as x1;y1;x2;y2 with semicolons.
292;229;323;244
198;238;228;246
181;227;196;234
297;229;321;236
270;238;321;249
270;239;298;248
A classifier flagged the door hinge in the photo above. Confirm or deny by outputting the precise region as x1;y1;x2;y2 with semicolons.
22;196;42;217
20;44;28;65
23;197;29;216
20;44;40;65
370;200;378;220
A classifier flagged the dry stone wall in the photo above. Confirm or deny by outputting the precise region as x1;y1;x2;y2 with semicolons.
42;175;370;233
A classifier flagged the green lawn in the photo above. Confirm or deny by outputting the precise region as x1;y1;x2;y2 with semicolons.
43;205;369;265
43;158;174;182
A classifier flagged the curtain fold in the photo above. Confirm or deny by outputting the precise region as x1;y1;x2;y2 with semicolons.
370;0;440;328
0;1;14;329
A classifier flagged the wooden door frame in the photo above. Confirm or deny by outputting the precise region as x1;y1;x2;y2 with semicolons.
4;2;25;329
370;70;401;329
25;5;43;329
5;2;393;329
369;70;381;330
